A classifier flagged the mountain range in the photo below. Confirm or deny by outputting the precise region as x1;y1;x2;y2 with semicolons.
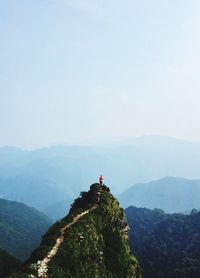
119;176;200;213
2;136;200;218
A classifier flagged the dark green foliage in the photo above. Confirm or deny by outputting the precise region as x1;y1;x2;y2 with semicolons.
0;199;52;260
70;183;103;211
0;248;21;278
14;185;141;278
126;206;200;278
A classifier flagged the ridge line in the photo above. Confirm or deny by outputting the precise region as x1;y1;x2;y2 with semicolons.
37;204;98;278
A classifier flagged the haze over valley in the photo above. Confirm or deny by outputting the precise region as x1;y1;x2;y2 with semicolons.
1;1;200;277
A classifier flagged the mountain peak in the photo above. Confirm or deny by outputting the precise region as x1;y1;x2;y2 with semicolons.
12;184;141;278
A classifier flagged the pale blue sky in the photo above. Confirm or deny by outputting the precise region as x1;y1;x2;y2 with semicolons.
1;0;200;148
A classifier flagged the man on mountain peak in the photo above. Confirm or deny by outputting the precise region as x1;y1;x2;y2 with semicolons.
99;175;103;186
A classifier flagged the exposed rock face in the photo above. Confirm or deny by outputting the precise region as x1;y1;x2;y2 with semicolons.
11;184;141;278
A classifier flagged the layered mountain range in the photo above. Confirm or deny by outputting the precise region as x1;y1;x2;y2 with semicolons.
2;136;200;220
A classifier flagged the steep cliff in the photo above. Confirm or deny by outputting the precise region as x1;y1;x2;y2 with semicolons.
11;184;141;278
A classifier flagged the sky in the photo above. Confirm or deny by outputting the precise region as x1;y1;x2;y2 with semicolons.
1;0;200;148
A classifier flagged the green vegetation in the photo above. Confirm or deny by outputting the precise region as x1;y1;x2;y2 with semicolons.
12;184;141;278
126;206;200;278
0;248;21;278
0;199;52;260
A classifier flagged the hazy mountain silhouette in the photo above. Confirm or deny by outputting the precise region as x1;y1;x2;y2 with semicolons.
2;136;200;216
119;176;200;212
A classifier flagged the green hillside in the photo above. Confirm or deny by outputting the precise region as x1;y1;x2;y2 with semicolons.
11;184;141;278
0;248;21;278
0;199;52;260
126;206;200;278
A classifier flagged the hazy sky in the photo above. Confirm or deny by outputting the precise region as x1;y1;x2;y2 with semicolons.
1;0;200;148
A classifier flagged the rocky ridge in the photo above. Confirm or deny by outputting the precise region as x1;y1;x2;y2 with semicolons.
10;184;141;278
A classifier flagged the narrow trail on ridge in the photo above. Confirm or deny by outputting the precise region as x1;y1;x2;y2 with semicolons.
37;203;99;278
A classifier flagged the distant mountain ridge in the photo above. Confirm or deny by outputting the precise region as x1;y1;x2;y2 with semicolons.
44;198;73;221
119;176;200;213
2;135;200;218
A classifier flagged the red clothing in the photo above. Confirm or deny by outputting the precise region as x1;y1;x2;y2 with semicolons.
99;175;103;185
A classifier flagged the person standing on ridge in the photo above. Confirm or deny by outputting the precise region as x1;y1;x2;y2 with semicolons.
99;175;103;186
